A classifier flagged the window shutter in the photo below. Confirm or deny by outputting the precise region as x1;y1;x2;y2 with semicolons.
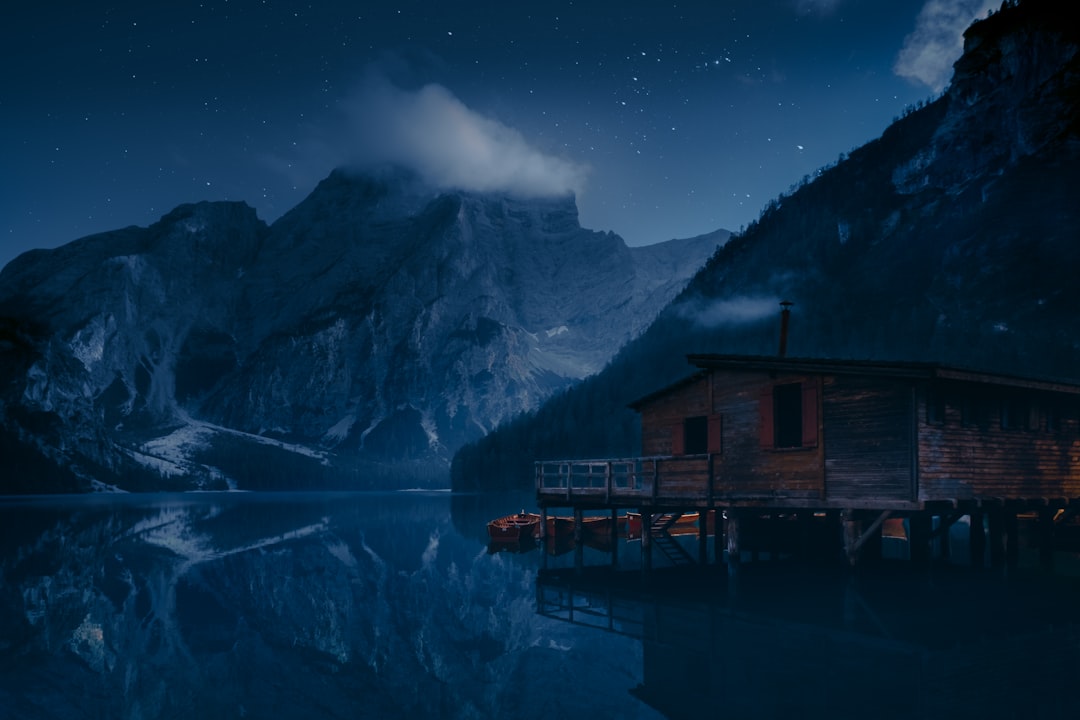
707;414;723;453
671;422;685;455
802;379;819;447
759;387;774;449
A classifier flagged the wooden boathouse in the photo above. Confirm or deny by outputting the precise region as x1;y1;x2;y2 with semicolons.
535;350;1080;569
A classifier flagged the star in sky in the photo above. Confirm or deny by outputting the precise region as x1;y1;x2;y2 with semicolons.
1;0;997;269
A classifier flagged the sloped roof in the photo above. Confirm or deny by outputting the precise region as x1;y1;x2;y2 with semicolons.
629;354;1080;410
627;370;707;410
686;354;1080;394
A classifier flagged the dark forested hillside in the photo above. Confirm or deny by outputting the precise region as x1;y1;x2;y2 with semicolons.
451;0;1080;491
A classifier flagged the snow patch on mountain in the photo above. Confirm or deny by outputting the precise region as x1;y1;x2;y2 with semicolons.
70;314;113;371
324;413;357;444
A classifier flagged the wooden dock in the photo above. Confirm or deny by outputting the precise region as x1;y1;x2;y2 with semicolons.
535;355;1080;570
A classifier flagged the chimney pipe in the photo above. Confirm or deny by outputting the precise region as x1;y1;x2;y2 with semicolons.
778;301;793;357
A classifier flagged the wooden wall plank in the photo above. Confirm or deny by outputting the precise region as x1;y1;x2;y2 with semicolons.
823;376;913;501
917;383;1080;500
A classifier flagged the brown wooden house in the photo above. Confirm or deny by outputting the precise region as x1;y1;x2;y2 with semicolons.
536;353;1080;566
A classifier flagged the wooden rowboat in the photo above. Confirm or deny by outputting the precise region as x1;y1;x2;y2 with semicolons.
580;515;614;539
546;515;575;537
625;511;702;539
487;512;542;543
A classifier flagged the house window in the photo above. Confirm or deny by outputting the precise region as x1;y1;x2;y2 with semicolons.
684;415;708;454
671;414;722;455
1047;403;1063;433
961;393;990;429
759;379;818;450
1001;397;1033;431
927;388;946;425
774;383;803;448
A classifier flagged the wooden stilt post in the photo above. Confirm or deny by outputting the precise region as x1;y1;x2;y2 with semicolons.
539;507;549;570
909;514;931;565
938;515;951;564
1039;508;1056;569
797;512;813;560
749;514;760;563
969;511;986;568
726;510;741;576
1004;511;1019;569
641;510;653;574
767;513;784;561
825;510;843;563
843;509;860;567
610;508;619;567
850;510;891;566
726;517;740;607
573;507;584;574
698;511;709;565
713;510;724;567
862;514;883;565
988;510;1005;569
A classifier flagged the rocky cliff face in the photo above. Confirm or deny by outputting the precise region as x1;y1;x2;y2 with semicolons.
895;0;1079;197
0;169;720;491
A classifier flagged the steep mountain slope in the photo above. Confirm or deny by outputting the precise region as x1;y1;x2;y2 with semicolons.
0;170;720;492
451;0;1080;490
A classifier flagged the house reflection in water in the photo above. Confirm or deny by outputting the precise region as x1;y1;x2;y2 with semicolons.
536;565;1080;719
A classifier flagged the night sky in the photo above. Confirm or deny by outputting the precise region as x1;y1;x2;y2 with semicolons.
1;0;997;269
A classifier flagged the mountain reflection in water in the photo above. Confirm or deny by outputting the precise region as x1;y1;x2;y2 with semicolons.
1;492;1078;720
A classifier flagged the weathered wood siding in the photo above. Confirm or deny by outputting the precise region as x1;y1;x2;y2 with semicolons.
650;457;712;504
917;383;1080;500
823;375;914;502
711;371;824;500
639;375;710;456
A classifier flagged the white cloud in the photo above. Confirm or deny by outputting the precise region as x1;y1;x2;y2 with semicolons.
894;0;997;92
343;74;588;198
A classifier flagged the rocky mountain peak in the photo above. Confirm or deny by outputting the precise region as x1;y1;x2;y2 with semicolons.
453;189;582;237
901;0;1080;196
0;166;719;492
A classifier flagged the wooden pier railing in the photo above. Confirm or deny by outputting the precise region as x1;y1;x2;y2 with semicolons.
535;455;714;506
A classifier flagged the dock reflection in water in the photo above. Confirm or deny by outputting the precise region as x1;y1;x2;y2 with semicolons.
537;563;1080;720
3;492;1079;719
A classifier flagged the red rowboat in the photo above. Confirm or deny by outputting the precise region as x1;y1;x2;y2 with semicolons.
487;512;542;543
625;511;702;539
546;515;575;537
580;515;613;539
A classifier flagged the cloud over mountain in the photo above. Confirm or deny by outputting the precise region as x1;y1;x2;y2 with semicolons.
676;295;781;328
343;74;588;199
894;0;997;92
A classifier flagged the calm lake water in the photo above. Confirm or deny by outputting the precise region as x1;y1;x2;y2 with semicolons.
2;492;1079;719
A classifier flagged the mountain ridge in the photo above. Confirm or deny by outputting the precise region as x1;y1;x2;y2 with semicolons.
0;169;721;492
